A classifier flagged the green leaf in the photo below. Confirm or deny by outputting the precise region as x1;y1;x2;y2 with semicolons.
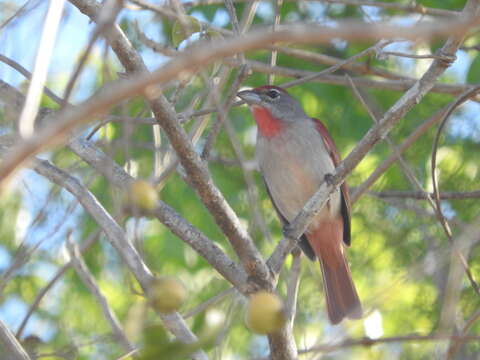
171;16;201;47
467;54;480;84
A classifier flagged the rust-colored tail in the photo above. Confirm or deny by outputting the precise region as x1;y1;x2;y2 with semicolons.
319;251;362;324
307;221;362;324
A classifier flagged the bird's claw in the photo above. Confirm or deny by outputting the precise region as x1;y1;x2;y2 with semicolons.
324;173;335;186
436;50;456;66
282;223;295;239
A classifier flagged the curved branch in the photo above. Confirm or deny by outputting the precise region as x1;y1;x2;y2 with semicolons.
1;16;479;184
430;86;480;296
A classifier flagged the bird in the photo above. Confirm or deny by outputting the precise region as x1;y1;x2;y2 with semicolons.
237;85;362;324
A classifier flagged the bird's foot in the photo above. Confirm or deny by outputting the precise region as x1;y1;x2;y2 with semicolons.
282;223;295;239
436;49;456;66
324;173;335;186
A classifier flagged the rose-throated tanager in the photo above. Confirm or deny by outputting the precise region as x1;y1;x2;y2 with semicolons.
237;85;362;324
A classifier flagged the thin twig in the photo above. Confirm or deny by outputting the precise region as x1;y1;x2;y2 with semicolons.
67;238;135;353
222;57;475;98
381;50;455;61
368;190;480;200
347;73;438;212
238;0;258;33
430;86;480;294
183;0;458;17
224;0;241;35
116;348;140;360
285;251;301;328
0;0;37;30
223;118;273;242
62;0;123;107
201;65;249;160
272;45;409;80
299;334;480;354
268;0;282;85
0;55;64;105
183;287;236;318
446;309;480;358
280;42;389;89
350;104;450;203
15;230;101;339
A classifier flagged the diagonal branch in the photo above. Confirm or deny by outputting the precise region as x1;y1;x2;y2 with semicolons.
267;0;479;274
69;0;272;286
350;104;453;203
0;134;207;358
0;319;31;360
0;32;248;295
67;239;135;353
16;230;100;339
69;138;248;291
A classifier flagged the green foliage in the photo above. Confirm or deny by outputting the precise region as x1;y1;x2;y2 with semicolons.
171;16;201;48
467;54;480;84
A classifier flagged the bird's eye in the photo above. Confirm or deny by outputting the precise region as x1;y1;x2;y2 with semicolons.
266;89;280;99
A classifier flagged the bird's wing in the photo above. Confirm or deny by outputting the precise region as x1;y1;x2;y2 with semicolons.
262;176;316;260
312;118;351;246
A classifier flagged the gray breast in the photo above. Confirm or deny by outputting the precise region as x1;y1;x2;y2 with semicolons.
257;119;341;223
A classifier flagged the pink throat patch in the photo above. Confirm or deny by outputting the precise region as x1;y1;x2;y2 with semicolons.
252;106;283;137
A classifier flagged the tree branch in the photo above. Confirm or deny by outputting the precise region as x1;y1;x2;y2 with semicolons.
67;239;135;353
0;320;31;360
68;0;272;287
182;0;459;17
0;41;248;296
350;104;453;203
16;230;100;339
267;0;479;274
368;190;480;200
0;140;206;358
1;16;480;185
299;334;480;354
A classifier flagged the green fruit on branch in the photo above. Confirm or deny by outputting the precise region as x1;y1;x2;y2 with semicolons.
246;291;286;334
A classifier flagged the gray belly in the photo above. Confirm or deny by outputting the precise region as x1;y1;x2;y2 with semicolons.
257;122;341;224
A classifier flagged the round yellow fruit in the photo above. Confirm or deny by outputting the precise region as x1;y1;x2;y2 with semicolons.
129;180;158;211
148;277;186;313
246;291;286;334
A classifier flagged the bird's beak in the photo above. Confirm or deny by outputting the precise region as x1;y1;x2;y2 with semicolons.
237;90;262;106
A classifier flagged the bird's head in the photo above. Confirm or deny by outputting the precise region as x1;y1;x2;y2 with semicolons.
237;85;306;124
